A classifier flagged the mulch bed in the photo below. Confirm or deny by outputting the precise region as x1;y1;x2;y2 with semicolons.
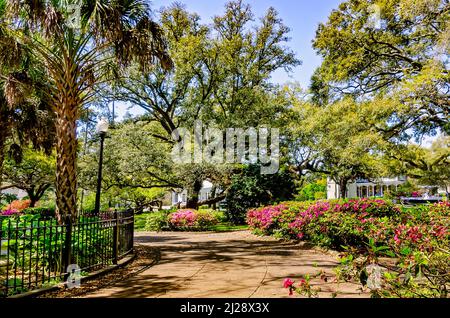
38;245;160;298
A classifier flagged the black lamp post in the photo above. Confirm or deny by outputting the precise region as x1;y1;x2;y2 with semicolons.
94;118;109;215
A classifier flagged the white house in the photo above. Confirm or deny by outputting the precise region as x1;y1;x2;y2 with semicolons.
169;180;222;207
327;176;408;199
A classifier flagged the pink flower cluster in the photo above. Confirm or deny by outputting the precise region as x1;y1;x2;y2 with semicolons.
333;198;399;217
283;278;295;295
394;225;423;244
283;277;309;296
0;209;21;216
393;222;448;247
169;209;198;228
429;201;450;216
246;204;288;231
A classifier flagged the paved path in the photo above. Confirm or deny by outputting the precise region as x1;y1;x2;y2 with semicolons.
86;231;368;298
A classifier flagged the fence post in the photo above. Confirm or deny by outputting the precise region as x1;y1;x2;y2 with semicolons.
63;215;73;281
112;211;119;265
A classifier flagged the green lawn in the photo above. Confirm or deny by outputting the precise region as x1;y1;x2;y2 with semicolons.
134;213;148;231
206;223;248;232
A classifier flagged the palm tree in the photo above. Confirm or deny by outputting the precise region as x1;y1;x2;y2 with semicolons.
3;0;172;222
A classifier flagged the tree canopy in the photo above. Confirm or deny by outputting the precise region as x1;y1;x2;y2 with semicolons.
312;0;449;137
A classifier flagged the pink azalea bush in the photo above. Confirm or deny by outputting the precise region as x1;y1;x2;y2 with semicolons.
168;209;218;230
288;201;330;240
429;201;450;216
262;199;450;298
169;209;198;228
332;197;400;217
246;204;288;232
247;198;449;251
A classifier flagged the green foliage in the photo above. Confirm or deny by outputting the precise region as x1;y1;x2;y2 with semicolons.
107;1;300;208
0;193;17;207
1;148;55;205
312;0;449;136
1;213;121;296
225;164;296;224
287;94;390;198
392;181;419;198
22;207;55;218
144;211;171;232
389;136;450;194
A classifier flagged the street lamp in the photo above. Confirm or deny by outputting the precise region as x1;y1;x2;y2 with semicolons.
94;117;109;215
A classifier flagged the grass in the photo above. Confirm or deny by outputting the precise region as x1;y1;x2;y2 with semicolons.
133;210;248;232
134;213;149;231
207;223;248;232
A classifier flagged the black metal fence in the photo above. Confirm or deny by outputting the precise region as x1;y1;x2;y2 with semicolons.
0;210;134;297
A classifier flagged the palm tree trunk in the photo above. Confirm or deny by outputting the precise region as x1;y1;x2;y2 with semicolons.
55;102;78;224
0;129;7;188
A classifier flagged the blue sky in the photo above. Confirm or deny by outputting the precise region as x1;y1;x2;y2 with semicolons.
112;0;343;119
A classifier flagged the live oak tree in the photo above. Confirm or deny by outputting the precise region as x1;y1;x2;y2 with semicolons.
115;1;299;135
1;148;55;207
77;119;179;209
386;135;450;195
289;94;387;198
113;1;299;208
3;0;171;221
312;0;450;137
291;0;450;196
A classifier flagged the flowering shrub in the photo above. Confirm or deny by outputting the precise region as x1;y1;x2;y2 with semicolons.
196;211;219;229
169;209;198;228
332;198;400;217
258;199;450;298
246;204;288;233
429;201;450;216
288;201;330;240
169;209;218;230
247;199;404;249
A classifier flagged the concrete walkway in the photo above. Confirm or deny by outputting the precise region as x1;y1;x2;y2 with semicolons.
86;231;368;298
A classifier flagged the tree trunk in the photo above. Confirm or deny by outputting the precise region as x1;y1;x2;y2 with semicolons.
339;178;348;199
186;180;202;210
55;102;78;224
198;194;226;207
0;132;5;188
0;115;9;189
29;196;38;208
209;186;217;210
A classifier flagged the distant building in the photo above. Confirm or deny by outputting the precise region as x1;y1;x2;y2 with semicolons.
166;181;224;209
0;185;27;200
327;176;408;199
